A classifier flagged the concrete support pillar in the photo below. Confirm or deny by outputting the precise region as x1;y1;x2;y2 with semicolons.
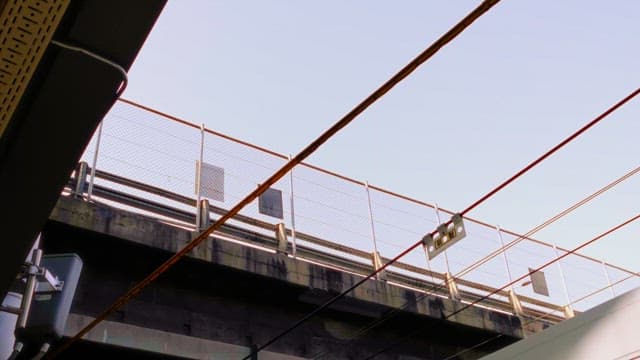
563;305;575;319
445;272;460;301
508;289;524;317
192;200;211;261
196;199;210;232
275;223;288;254
371;251;387;281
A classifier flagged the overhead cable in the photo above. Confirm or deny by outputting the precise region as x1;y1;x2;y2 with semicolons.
457;164;640;282
51;40;128;98
238;2;504;358
442;268;640;360
268;82;640;360
365;213;640;359
460;88;640;216
311;165;640;359
49;0;502;358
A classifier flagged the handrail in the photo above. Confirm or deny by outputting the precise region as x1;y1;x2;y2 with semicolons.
115;98;631;275
72;168;567;319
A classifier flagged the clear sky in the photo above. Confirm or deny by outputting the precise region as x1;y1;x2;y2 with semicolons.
121;1;639;272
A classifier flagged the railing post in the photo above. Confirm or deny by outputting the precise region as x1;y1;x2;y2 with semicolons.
495;225;514;285
275;223;288;254
191;198;212;260
496;225;522;315
87;121;103;200
508;289;524;317
601;260;616;298
371;251;387;281
364;181;385;280
563;305;575;318
288;155;297;258
445;272;460;301
196;199;210;232
552;242;574;318
195;123;205;230
73;162;89;198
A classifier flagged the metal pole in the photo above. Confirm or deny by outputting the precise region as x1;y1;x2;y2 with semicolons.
364;181;379;256
73;162;89;198
601;260;616;298
195;124;205;230
496;225;514;287
16;248;43;329
288;155;297;258
434;203;452;274
87;121;104;200
552;242;573;312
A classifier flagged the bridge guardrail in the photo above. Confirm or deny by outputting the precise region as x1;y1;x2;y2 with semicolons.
68;167;570;323
73;100;639;325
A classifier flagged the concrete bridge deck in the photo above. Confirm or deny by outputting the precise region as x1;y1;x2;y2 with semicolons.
39;194;542;359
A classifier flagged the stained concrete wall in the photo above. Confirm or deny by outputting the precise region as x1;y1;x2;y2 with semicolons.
43;196;526;359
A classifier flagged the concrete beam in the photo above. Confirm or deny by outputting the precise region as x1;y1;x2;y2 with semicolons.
65;313;306;360
50;195;524;339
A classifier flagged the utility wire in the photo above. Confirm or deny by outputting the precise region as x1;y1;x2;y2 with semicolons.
265;83;640;360
314;86;640;358
364;214;640;359
456;164;640;283
116;96;636;275
51;40;128;98
52;3;640;358
48;1;502;358
238;2;504;358
441;270;640;360
460;87;640;216
311;164;640;359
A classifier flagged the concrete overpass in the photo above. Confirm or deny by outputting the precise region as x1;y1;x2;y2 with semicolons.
36;180;557;359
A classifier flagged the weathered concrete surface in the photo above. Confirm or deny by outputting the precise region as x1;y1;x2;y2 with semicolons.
65;313;304;360
44;195;524;359
50;196;521;337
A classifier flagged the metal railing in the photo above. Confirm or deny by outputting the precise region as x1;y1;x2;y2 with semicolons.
68;166;569;324
73;99;639;325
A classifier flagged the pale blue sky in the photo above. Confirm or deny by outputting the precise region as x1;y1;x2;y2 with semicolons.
122;1;639;272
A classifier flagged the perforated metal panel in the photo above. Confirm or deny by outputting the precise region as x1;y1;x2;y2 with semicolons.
0;0;70;138
195;160;225;201
259;187;284;219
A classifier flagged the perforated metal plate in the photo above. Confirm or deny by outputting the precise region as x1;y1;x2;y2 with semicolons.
0;0;70;138
195;161;225;201
259;187;284;219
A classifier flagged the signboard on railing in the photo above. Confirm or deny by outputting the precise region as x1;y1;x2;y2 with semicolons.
195;161;225;202
259;187;284;219
528;268;550;296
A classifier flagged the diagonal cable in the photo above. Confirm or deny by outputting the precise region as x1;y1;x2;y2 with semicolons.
48;0;503;357
239;2;505;358
311;165;640;359
271;81;640;360
364;214;640;359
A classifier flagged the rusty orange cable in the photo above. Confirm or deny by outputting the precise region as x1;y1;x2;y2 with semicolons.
364;213;640;359
250;84;640;360
49;0;503;358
